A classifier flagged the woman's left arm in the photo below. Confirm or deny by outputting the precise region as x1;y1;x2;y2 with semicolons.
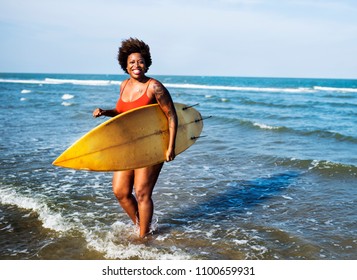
152;80;178;162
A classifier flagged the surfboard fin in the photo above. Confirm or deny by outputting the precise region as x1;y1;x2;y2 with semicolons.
183;103;199;110
195;116;212;123
191;135;207;140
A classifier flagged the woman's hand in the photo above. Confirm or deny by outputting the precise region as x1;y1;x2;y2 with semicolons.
166;147;176;162
93;108;104;118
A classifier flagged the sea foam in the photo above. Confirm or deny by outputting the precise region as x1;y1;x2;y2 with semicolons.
314;86;357;93
45;78;121;86
0;187;75;232
61;102;73;106
62;94;74;100
253;122;281;130
84;221;190;260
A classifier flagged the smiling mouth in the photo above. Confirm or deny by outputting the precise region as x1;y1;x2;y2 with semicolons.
133;69;141;75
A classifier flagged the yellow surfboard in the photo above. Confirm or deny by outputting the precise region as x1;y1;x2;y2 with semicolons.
52;103;203;171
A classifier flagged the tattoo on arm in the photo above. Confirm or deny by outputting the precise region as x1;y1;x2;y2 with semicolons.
153;80;178;143
153;82;168;105
153;81;176;116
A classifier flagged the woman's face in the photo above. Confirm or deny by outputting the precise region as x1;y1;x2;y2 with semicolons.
126;53;146;78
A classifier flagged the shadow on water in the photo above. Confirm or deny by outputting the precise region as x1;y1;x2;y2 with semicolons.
169;171;300;224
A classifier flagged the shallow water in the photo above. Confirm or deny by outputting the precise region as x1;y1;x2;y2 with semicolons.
0;73;356;259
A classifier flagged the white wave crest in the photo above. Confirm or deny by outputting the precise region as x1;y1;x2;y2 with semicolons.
62;94;74;100
314;86;357;93
253;122;281;130
0;187;74;232
0;78;121;86
165;83;315;93
44;78;121;86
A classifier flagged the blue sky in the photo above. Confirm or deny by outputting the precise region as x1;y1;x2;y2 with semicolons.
1;0;356;78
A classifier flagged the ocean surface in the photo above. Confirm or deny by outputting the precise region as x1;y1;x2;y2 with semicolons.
0;73;356;260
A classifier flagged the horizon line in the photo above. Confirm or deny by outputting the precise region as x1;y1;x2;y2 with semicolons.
1;71;356;81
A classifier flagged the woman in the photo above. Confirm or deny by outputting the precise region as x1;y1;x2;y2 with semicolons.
93;38;178;238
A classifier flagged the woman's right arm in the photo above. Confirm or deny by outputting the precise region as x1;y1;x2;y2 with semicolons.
93;108;119;118
93;80;125;118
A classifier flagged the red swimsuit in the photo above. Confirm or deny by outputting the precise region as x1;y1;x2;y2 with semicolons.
116;79;155;113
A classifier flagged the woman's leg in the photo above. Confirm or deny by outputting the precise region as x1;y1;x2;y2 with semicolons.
112;170;138;224
134;163;163;237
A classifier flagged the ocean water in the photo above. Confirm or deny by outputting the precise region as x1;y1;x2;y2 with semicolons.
0;73;356;260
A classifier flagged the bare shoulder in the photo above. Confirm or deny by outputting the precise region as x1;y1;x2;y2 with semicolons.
149;78;166;92
147;78;176;111
119;78;129;92
148;78;170;99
